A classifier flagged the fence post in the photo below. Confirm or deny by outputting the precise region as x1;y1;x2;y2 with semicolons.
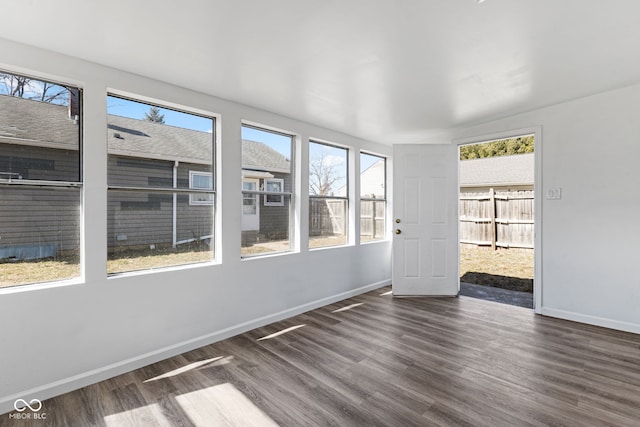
489;187;496;250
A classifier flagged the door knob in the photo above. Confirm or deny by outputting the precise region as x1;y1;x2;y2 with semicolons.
395;229;402;235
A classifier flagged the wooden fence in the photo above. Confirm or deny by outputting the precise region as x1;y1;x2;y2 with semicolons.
360;200;385;239
459;189;534;249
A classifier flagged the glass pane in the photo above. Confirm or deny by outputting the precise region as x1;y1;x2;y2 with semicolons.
191;173;211;190
0;187;80;287
360;200;386;242
107;95;214;189
241;196;291;256
309;198;347;249
0;72;81;182
309;142;348;197
107;190;213;274
241;125;293;256
360;153;385;199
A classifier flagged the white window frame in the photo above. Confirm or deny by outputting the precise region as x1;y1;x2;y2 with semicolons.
189;170;213;205
264;178;284;206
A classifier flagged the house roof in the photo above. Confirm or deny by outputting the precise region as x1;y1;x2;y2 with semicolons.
107;114;212;165
0;94;79;150
242;139;290;173
459;153;534;188
1;95;289;171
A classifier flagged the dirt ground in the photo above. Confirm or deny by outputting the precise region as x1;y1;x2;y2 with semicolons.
459;244;534;292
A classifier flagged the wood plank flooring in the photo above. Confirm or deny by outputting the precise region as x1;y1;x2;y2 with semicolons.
3;286;640;426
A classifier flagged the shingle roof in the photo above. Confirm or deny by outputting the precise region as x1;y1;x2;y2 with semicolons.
459;153;534;187
0;94;78;149
107;115;212;165
1;95;290;171
242;139;290;173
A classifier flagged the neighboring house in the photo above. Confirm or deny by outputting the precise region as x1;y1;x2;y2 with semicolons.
0;94;290;259
241;139;291;245
459;153;534;192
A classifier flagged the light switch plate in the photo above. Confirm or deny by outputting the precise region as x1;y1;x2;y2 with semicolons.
546;187;562;200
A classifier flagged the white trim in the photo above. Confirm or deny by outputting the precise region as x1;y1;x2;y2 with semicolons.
541;307;640;335
0;279;390;416
454;126;542;314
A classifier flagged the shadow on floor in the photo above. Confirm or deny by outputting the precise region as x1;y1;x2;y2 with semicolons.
460;281;533;309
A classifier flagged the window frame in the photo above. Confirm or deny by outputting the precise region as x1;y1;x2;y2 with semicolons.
308;139;349;249
240;123;295;258
0;69;83;288
106;93;217;274
359;151;387;242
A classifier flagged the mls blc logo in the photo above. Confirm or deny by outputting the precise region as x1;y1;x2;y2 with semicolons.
9;398;47;420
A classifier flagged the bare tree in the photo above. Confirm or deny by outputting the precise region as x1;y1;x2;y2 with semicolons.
309;152;343;196
0;72;68;104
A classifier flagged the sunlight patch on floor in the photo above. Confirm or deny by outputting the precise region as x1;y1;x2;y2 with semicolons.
257;324;306;341
176;383;278;426
144;356;230;382
104;403;171;427
332;302;364;313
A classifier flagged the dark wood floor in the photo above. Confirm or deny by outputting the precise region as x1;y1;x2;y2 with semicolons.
4;286;640;426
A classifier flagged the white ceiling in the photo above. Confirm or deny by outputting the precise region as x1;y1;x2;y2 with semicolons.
1;0;639;144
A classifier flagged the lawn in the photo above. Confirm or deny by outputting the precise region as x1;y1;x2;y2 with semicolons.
459;244;534;292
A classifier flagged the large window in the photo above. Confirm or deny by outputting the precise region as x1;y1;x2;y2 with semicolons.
241;124;293;257
360;152;386;242
107;95;215;274
0;71;82;288
309;141;348;249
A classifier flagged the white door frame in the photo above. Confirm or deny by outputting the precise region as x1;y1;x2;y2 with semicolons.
454;126;542;314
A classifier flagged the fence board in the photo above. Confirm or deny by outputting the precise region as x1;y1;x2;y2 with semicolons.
459;189;534;249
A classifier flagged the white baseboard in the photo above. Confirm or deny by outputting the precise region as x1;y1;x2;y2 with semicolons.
0;279;390;416
541;307;640;335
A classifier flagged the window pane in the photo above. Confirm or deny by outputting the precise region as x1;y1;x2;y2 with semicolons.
360;153;385;199
360;153;386;241
107;190;213;274
0;71;82;287
0;187;80;288
309;198;347;249
309;142;347;197
360;200;386;242
241;125;293;256
107;95;215;273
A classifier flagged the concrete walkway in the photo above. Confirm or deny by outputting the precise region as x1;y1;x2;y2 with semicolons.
460;282;533;309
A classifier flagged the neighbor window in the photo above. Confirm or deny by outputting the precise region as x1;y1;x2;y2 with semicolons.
107;95;215;274
0;70;82;288
189;171;213;205
309;141;348;249
360;152;386;242
241;124;293;257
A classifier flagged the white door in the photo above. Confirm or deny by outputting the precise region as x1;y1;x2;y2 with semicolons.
242;179;260;231
392;144;458;296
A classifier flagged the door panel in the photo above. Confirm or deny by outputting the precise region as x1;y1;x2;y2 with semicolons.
392;144;458;296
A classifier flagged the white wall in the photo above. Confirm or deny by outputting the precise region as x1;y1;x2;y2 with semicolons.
0;38;392;414
452;84;640;334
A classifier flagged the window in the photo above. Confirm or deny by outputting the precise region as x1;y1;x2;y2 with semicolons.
264;178;284;206
360;152;386;242
189;171;213;205
0;70;82;288
241;124;293;256
107;95;215;274
309;141;348;249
